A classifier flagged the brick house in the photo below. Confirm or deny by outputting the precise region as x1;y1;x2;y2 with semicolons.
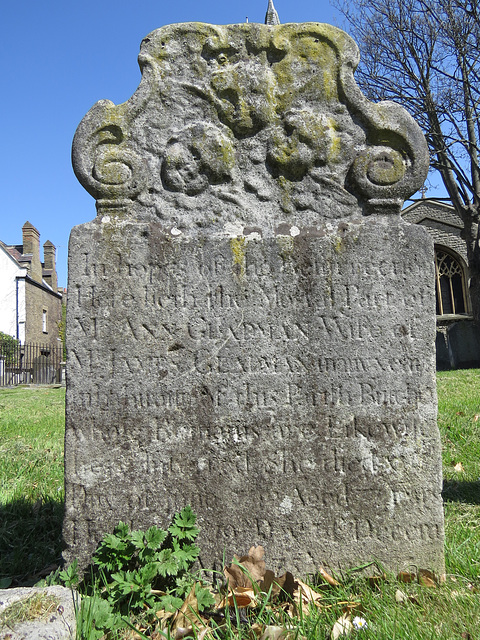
0;221;63;348
402;199;480;368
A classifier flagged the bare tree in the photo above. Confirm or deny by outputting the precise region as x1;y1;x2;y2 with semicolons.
336;0;480;322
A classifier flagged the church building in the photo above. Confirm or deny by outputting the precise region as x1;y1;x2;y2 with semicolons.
402;199;480;369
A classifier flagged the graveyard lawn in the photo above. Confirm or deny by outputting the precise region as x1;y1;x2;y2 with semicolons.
0;386;65;587
0;375;479;638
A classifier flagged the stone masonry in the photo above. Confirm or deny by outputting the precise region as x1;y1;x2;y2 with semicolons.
64;21;445;576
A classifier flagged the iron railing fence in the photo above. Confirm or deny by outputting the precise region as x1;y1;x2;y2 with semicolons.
0;339;64;386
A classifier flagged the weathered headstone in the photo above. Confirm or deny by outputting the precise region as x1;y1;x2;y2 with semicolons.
65;21;445;576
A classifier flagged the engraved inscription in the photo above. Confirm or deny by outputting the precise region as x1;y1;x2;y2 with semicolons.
64;220;444;576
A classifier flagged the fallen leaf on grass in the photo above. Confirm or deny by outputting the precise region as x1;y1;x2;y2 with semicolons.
295;579;323;604
224;546;266;589
418;569;437;588
250;622;264;638
395;588;407;603
218;586;257;609
395;589;419;605
317;567;340;587
262;570;296;599
289;579;324;616
330;614;353;639
174;626;210;640
260;626;286;640
367;574;387;589
171;583;211;632
225;548;298;606
260;625;305;640
156;608;175;625
454;462;465;473
397;571;416;583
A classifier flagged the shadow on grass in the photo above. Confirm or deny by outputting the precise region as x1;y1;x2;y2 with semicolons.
443;479;480;505
0;498;64;587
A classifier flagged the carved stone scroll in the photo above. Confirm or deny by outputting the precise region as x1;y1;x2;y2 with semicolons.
72;22;429;225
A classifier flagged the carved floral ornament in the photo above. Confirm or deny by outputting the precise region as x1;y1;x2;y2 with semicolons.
72;22;429;226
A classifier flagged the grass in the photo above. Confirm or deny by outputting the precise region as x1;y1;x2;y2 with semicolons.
437;370;480;586
0;591;60;628
0;373;479;638
0;386;65;586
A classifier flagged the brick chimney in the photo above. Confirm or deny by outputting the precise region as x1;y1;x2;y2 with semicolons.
22;221;42;283
43;240;58;290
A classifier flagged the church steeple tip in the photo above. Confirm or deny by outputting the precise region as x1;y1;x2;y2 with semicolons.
265;0;280;25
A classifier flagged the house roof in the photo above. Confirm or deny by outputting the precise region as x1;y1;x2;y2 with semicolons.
0;240;24;267
0;238;62;298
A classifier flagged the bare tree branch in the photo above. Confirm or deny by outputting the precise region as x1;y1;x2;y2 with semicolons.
335;0;480;320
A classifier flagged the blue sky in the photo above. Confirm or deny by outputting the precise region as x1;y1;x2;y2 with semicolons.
1;0;432;287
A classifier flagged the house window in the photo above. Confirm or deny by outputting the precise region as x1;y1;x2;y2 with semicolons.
42;309;48;333
435;248;468;316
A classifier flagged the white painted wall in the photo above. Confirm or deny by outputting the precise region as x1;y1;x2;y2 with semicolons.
0;245;27;341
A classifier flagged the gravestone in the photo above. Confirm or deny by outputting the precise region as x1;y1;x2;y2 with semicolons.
64;21;445;576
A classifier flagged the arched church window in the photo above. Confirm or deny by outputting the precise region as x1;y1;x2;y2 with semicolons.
434;248;468;316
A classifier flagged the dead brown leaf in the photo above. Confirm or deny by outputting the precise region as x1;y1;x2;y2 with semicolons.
260;570;277;594
224;546;266;589
317;567;340;587
172;625;211;640
330;614;353;639
270;571;297;599
260;626;304;640
394;589;418;605
156;608;175;624
418;569;437;588
259;626;288;640
283;602;297;619
250;623;265;639
295;579;323;604
173;625;211;640
260;570;297;601
367;575;387;589
219;586;257;609
289;579;323;616
397;571;416;583
395;588;407;603
321;601;361;612
171;584;206;631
